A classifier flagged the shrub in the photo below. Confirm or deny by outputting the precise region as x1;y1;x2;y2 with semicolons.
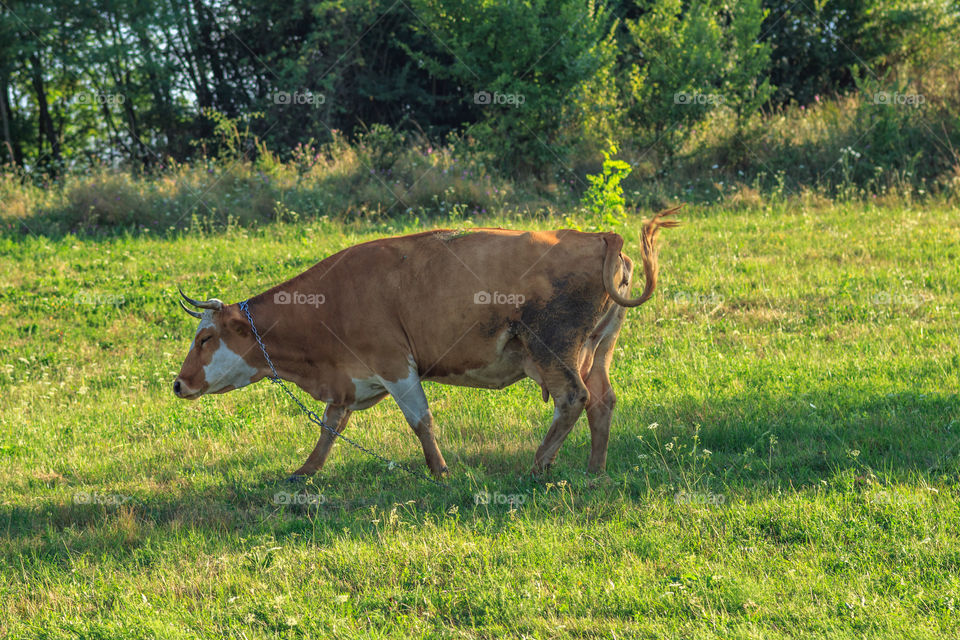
62;173;152;228
620;0;773;159
356;124;409;173
407;0;618;174
581;144;632;225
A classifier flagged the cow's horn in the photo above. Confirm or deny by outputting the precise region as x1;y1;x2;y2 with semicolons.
179;287;224;311
178;299;203;319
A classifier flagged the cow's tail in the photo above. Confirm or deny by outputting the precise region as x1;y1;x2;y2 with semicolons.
602;206;681;308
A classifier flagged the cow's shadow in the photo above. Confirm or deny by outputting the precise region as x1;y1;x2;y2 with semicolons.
4;387;957;562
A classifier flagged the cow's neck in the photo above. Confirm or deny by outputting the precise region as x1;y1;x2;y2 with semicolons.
246;293;331;395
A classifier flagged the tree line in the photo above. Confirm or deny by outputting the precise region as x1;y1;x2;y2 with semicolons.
1;0;955;176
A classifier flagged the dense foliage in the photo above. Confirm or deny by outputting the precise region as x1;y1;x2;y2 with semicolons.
1;0;957;178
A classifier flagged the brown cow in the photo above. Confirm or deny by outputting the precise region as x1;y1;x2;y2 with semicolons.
174;210;678;477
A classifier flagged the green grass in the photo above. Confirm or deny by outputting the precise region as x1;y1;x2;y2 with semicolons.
1;201;959;638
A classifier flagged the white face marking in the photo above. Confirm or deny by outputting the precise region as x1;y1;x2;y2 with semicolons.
203;339;258;393
380;360;430;426
192;311;256;393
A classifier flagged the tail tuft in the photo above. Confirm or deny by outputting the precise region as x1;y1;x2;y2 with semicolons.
602;205;681;307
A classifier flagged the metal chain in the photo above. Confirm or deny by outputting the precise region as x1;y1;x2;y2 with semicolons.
239;300;448;489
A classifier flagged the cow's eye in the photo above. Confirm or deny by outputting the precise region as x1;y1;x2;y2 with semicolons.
199;336;211;347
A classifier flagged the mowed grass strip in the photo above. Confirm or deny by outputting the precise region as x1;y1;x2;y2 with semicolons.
1;202;959;638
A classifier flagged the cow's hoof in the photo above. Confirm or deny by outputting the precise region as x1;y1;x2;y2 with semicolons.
285;474;308;484
433;465;449;478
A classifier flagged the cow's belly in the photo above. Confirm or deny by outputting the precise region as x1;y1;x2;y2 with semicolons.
425;334;526;390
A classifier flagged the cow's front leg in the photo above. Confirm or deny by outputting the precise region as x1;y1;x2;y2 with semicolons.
289;404;352;479
382;370;448;477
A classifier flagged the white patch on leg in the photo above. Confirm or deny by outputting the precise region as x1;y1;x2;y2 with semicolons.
203;340;258;392
380;359;430;426
350;375;386;409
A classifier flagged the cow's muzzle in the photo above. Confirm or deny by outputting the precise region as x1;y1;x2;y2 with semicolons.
173;378;202;400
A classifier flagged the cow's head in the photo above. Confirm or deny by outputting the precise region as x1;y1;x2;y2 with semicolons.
173;289;266;399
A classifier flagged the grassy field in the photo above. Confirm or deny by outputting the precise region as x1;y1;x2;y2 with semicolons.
1;201;959;638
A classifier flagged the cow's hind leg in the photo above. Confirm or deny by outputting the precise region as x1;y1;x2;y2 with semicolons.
289;404;353;479
584;344;618;474
382;372;449;477
532;369;589;473
583;309;625;474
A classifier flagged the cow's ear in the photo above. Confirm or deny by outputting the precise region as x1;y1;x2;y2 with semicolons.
227;315;250;338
